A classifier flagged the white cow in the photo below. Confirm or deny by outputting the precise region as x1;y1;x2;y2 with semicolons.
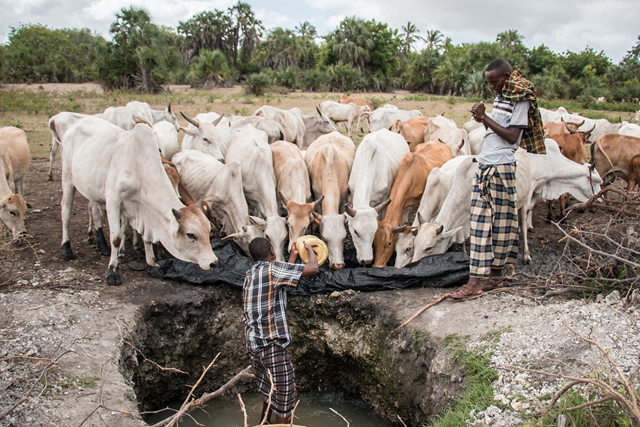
539;107;569;123
301;109;337;147
253;106;306;148
228;115;285;144
357;107;423;133
317;101;370;138
48;112;94;181
271;141;322;250
394;155;469;268
344;129;408;265
126;101;179;131
171;149;264;257
0;126;31;195
153;121;179;161
526;138;603;229
410;150;532;265
225;126;288;260
61;117;218;285
101;106;152;130
559;113;626;143
0;129;28;238
180;112;231;162
305;132;356;269
619;123;640;138
468;126;486;155
424;115;470;156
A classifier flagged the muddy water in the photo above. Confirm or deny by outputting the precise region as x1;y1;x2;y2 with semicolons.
145;391;391;426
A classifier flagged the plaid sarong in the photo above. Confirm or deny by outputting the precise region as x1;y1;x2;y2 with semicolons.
249;344;296;417
502;70;546;154
469;163;519;277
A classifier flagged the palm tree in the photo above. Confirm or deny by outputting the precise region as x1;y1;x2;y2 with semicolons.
295;21;317;40
496;29;524;49
228;1;264;67
425;29;444;51
328;17;373;74
400;21;425;57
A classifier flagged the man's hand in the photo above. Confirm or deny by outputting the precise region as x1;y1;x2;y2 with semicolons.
471;102;486;122
301;241;319;276
288;240;299;263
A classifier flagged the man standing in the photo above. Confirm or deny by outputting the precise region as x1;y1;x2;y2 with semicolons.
450;59;545;299
243;237;319;424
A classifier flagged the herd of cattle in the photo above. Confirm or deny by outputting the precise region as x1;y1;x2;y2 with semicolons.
1;96;640;284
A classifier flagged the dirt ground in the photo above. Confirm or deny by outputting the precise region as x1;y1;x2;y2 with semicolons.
1;85;638;426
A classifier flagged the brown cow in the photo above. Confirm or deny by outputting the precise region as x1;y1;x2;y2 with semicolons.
389;116;430;152
627;154;640;193
543;118;584;137
590;133;640;185
372;140;453;267
339;95;373;111
0;127;29;238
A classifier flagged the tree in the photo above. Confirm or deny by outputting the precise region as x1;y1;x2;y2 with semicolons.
177;11;231;65
227;1;264;68
294;21;317;40
425;29;444;51
258;27;299;70
325;17;374;74
400;22;425;58
189;49;233;88
496;29;524;49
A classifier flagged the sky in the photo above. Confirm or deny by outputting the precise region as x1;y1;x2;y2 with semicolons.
1;0;638;64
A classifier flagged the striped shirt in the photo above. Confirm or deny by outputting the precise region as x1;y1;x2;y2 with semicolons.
243;260;304;352
476;97;528;165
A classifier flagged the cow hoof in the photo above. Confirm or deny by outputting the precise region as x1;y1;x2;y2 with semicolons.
61;241;76;261
96;228;111;256
106;266;122;286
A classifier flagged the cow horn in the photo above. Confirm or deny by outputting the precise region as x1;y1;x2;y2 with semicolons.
565;123;578;134
212;114;224;126
312;211;323;223
344;203;357;218
316;105;322;116
584;123;596;135
417;212;425;225
167;103;172;113
438;138;447;144
561;117;565;122
279;191;290;206
180;111;200;128
458;139;465;150
172;208;183;220
436;224;444;235
313;195;324;209
196;199;203;208
374;198;392;214
391;225;409;234
577;119;585;127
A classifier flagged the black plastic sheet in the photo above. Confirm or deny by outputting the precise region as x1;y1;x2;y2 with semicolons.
149;238;470;295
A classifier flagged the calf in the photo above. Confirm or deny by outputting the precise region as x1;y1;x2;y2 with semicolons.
389;117;429;152
318;101;370;138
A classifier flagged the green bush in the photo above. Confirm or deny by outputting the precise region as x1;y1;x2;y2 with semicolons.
243;72;271;96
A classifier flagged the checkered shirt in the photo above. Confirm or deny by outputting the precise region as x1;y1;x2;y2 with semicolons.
243;260;304;352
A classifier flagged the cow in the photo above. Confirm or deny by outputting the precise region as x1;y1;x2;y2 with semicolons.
389;117;429;152
126;101;179;131
539;106;570;123
317;101;370;138
300;108;337;148
179;112;230;162
619;123;640;138
394;155;469;268
225;125;288;261
527;138;603;229
543;118;585;137
171;149;264;257
408;151;532;266
596;97;607;103
339;95;373;111
636;110;640;124
590;133;640;186
305;132;356;269
271;141;322;249
423;115;470;156
627;154;640;193
48;112;93;181
463;119;484;134
253;105;306;148
60;117;218;285
468;126;486;155
550;123;595;164
357;107;423;134
228;115;285;144
344;129;409;265
101;105;152;130
372;140;453;268
153;121;180;161
0;140;27;239
559;113;626;143
0;127;31;195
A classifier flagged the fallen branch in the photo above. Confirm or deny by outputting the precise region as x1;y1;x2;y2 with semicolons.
394;292;451;332
330;408;349;426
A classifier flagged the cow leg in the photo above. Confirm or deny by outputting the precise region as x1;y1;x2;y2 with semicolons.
60;182;76;261
559;194;568;220
346;119;352;138
48;138;61;181
89;202;111;256
105;200;124;286
546;199;554;222
519;205;531;264
144;241;158;267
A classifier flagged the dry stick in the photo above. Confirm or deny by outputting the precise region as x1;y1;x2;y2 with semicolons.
397;415;408;427
122;340;188;375
550;380;581;406
238;394;248;427
259;370;275;427
551;222;640;269
329;407;350;426
395;292;452;332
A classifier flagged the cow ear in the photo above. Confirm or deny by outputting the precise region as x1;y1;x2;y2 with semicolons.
311;211;323;224
172;208;183;220
441;226;462;240
249;216;266;227
223;231;243;240
179;126;195;136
